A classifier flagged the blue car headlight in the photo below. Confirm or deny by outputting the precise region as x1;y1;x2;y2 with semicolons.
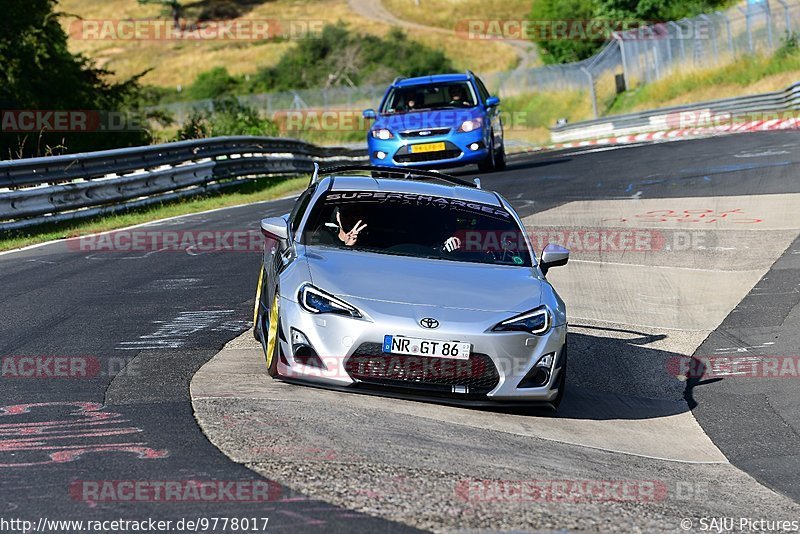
457;117;483;133
370;128;394;140
492;306;551;335
299;284;362;318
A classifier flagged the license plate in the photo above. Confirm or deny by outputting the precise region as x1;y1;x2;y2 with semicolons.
409;142;446;154
382;335;471;360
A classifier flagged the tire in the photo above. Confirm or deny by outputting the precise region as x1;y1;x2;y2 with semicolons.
263;291;281;377
494;140;506;171
551;347;567;410
478;134;496;173
253;267;265;341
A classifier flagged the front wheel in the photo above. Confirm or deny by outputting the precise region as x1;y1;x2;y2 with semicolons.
494;139;506;171
478;134;496;172
263;291;282;377
550;347;567;410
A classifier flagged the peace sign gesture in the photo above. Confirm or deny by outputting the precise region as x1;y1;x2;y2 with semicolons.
337;211;367;246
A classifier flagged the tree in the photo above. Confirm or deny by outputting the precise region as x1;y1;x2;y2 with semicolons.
138;0;182;30
0;0;150;158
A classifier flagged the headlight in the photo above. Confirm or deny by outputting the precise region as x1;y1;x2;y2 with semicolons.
457;117;483;133
370;128;394;140
492;306;551;335
299;284;362;318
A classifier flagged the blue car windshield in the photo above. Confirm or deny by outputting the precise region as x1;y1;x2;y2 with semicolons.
303;190;533;267
381;82;478;114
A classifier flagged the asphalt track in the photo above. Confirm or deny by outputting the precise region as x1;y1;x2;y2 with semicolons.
2;130;800;532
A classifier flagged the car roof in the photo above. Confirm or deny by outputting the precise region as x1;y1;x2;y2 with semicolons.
327;175;502;206
394;73;470;88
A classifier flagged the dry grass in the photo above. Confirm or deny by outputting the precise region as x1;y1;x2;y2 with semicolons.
59;0;518;87
609;48;800;115
383;0;533;31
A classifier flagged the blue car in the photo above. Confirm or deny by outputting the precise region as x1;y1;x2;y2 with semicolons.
363;71;506;172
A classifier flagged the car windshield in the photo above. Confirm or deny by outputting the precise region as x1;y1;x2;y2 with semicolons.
381;82;478;114
303;189;533;267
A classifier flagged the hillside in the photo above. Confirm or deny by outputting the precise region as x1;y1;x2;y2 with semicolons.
59;0;522;88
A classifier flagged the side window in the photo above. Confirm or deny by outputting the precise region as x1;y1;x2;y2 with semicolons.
475;78;490;103
290;187;315;236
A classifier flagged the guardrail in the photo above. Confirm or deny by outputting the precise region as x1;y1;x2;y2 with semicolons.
0;136;366;231
550;81;800;143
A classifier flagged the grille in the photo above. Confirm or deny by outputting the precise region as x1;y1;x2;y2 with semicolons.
394;149;462;163
399;128;451;138
345;342;500;395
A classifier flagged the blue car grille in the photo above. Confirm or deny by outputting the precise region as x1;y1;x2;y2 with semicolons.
399;128;451;138
345;343;500;395
393;141;462;163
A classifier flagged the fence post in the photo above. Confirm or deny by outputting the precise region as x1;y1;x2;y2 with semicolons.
700;15;718;63
776;0;791;34
581;67;598;118
671;21;686;63
614;32;630;90
764;0;774;50
649;27;661;80
739;6;754;53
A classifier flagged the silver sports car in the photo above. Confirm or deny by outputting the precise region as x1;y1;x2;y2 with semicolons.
254;165;569;407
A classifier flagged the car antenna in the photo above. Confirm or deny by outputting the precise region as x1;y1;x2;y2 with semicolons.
308;162;320;187
473;178;481;189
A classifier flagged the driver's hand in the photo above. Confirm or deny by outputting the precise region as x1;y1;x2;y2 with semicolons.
443;236;462;252
337;212;367;247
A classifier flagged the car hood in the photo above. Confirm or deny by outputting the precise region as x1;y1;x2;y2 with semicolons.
302;246;542;313
374;108;482;132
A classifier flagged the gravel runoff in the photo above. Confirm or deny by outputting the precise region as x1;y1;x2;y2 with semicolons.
193;373;800;533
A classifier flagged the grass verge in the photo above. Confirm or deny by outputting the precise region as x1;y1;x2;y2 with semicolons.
608;44;800;115
0;175;307;253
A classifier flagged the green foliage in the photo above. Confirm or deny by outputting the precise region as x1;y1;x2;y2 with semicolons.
186;67;241;100
248;23;453;92
529;0;599;64
145;22;454;105
776;31;800;59
530;0;734;64
176;98;278;140
1;0;151;158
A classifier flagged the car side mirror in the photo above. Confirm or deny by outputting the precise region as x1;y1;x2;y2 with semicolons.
485;96;500;107
362;109;376;119
540;244;569;275
261;216;289;246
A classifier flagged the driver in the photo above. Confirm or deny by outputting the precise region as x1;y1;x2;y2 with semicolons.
448;85;471;107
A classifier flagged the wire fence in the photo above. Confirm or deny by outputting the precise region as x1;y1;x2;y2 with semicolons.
150;0;800;124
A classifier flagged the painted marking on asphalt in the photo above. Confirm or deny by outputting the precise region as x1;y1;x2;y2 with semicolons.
117;310;250;350
0;402;168;468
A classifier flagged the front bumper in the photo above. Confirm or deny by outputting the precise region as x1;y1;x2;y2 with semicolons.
275;295;567;403
367;129;489;169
